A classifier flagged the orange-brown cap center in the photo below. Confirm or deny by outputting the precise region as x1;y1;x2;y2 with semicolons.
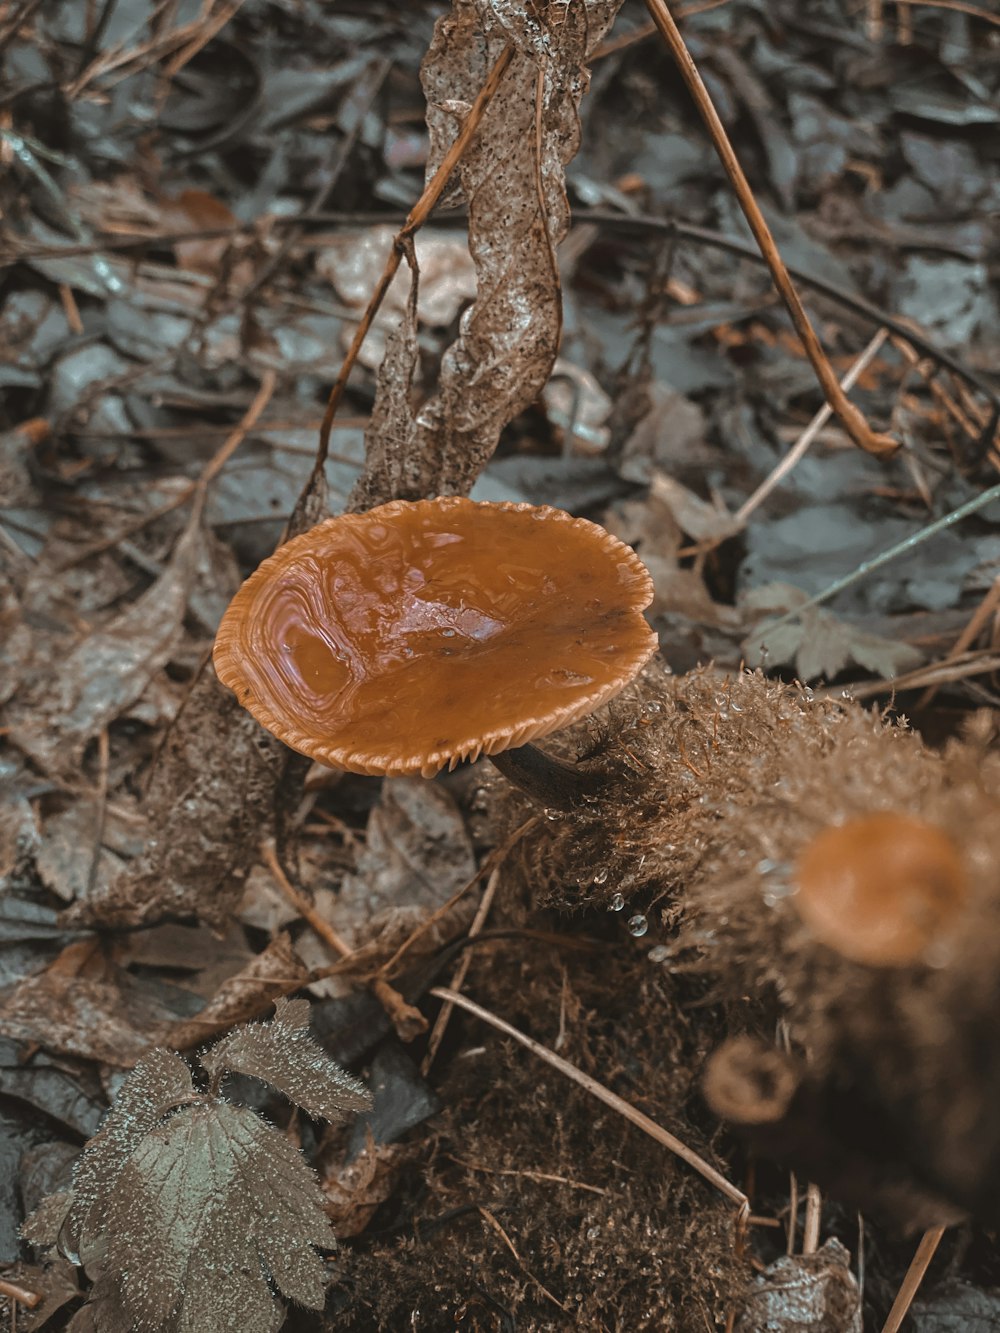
213;498;657;776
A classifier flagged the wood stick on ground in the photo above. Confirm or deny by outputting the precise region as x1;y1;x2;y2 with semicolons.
643;0;896;459
801;1182;822;1255
309;41;515;476
430;986;749;1213
422;864;503;1075
880;1225;947;1333
259;838;353;959
916;575;1000;709
0;1278;40;1310
735;327;889;527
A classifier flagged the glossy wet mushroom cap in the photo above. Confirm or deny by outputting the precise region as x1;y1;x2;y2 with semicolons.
793;812;968;966
213;497;657;779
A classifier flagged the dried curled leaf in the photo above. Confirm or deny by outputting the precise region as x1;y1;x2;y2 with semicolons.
199;996;372;1121
353;0;623;505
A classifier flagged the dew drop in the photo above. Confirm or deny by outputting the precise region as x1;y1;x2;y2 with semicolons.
593;867;609;885
648;944;669;963
627;913;648;937
609;892;625;912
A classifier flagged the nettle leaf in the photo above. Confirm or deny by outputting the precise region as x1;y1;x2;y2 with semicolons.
21;1189;73;1248
68;1047;194;1258
200;997;372;1122
27;1002;370;1331
104;1100;333;1332
742;583;924;682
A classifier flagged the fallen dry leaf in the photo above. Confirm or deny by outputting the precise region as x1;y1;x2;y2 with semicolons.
165;931;309;1051
5;515;206;776
68;671;286;930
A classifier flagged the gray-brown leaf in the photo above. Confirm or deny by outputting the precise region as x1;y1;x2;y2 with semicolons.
199;996;372;1121
68;1049;194;1257
104;1100;333;1329
5;513;205;776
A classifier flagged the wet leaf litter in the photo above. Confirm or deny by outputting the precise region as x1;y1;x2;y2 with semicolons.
1;1;1000;1331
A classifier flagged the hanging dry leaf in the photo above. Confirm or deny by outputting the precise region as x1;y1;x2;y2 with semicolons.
199;996;371;1120
352;0;624;505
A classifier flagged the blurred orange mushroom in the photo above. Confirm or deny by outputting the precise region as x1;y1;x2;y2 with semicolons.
793;812;968;966
213;497;657;808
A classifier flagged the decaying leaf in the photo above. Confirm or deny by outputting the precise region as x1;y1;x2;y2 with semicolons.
322;1132;409;1238
352;0;624;505
735;1238;862;1333
0;967;173;1067
0;569;32;707
5;514;205;776
318;224;476;368
199;996;371;1119
68;671;286;929
334;776;476;959
165;931;310;1051
26;1004;370;1332
741;582;924;681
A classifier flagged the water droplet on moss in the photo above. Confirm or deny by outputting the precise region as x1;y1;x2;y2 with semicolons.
627;913;648;937
609;892;625;912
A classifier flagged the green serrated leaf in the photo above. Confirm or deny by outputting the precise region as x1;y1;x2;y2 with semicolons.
68;1047;194;1258
199;996;371;1122
103;1099;333;1331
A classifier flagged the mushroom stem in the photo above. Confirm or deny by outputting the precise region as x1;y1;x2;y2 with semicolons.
488;743;609;811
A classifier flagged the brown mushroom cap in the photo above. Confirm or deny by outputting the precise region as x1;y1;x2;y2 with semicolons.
793;812;968;966
213;497;657;777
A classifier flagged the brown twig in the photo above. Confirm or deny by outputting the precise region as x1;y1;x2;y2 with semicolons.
735;328;890;527
824;649;1000;703
916;576;1000;708
644;0;897;458
0;1278;40;1310
308;41;515;478
259;838;353;959
478;1206;570;1313
430;986;749;1212
422;865;502;1075
880;1225;947;1333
